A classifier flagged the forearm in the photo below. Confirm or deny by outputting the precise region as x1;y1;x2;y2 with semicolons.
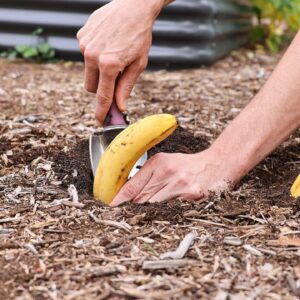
210;31;300;182
163;0;175;4
136;0;174;16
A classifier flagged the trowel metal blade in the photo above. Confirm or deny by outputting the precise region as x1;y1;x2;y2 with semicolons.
89;126;147;178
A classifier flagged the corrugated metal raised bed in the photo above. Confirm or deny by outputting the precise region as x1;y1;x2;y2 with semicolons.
0;0;253;68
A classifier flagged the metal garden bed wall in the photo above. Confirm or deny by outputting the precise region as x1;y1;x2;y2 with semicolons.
0;0;253;68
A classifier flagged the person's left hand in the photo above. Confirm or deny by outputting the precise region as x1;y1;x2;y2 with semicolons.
110;150;232;206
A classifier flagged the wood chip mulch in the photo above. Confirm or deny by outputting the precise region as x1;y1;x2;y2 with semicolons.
0;50;300;299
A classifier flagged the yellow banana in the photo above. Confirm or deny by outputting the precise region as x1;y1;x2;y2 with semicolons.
291;174;300;198
93;114;178;205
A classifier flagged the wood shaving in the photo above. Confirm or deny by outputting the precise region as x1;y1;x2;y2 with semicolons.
160;231;197;259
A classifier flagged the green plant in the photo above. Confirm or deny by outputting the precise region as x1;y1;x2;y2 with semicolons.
251;0;300;52
0;28;56;61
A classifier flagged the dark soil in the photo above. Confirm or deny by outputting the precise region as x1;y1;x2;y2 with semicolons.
51;127;210;198
1;53;300;299
50;126;299;223
52;139;94;197
0;128;56;167
149;126;210;155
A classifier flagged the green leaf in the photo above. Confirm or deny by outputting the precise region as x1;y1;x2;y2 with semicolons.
0;52;8;58
251;26;265;44
266;35;281;52
22;47;39;58
251;0;300;52
37;43;51;54
32;27;44;36
7;51;17;60
46;49;55;58
270;0;281;9
15;44;31;54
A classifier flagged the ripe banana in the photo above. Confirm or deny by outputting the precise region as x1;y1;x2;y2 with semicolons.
93;114;178;205
291;174;300;198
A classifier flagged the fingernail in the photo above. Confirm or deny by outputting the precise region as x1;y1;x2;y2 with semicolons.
95;119;102;127
120;99;128;112
110;197;120;207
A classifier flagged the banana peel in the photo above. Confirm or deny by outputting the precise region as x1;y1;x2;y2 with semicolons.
291;174;300;198
93;114;178;205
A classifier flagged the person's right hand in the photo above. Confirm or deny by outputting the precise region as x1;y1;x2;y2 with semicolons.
77;0;164;124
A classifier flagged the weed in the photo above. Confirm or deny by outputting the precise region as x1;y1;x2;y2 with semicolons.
251;0;300;52
0;27;56;62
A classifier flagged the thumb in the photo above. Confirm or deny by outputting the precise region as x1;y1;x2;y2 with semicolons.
110;158;154;207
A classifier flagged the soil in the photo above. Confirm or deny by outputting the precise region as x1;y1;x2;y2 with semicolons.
1;50;300;299
52;139;93;197
50;125;299;223
51;126;209;198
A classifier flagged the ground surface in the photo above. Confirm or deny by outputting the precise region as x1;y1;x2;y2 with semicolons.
0;50;300;300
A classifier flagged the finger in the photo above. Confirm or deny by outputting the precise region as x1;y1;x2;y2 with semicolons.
149;185;204;203
110;160;154;207
133;179;168;204
95;67;119;125
78;36;91;55
147;185;177;203
76;27;85;42
115;58;147;111
84;60;99;93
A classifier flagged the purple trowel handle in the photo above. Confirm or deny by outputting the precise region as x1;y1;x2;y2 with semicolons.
104;99;127;126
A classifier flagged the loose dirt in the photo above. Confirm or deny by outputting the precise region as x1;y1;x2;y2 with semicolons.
1;50;300;299
51;126;210;198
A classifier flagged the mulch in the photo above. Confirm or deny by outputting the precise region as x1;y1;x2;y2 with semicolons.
0;50;300;299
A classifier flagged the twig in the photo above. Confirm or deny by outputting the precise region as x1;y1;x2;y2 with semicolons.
24;243;38;255
160;231;197;259
186;218;231;228
142;259;190;270
43;229;69;234
88;211;132;232
0;216;23;224
243;244;263;256
61;200;85;208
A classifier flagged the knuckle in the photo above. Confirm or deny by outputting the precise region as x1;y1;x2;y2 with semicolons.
97;91;111;105
151;153;175;174
84;47;98;62
176;174;189;186
153;152;166;161
124;182;137;198
76;29;83;40
138;58;148;71
164;164;175;175
123;83;134;93
79;42;86;54
99;55;122;70
150;153;163;164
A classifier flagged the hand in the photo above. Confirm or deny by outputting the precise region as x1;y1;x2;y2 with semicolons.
77;0;163;124
110;150;234;206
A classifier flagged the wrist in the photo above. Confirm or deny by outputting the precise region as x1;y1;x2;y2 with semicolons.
206;144;247;186
147;0;173;16
193;147;243;191
145;0;166;16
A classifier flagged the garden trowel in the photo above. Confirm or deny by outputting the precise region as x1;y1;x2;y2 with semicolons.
89;100;147;178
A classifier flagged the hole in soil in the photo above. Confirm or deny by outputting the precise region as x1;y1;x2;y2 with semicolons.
50;127;299;220
51;127;210;197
